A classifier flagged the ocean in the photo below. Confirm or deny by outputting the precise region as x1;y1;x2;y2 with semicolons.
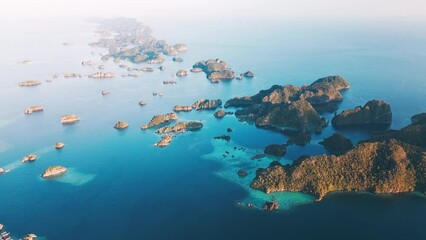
0;16;425;239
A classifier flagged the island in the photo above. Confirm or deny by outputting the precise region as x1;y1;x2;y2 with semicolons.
22;233;38;240
88;72;115;79
89;18;187;64
141;113;178;129
264;144;287;157
193;59;235;83
55;142;65;149
41;166;67;178
173;105;193;112
61;114;80;124
331;100;392;127
251;113;426;200
176;69;187;77
18;80;41;87
22;154;37;163
319;133;353;155
192;99;222;110
24;106;44;114
223;76;350;138
114;121;129;130
154;134;173;147
155;121;203;134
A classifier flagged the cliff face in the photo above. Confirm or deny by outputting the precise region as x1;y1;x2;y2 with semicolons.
332;100;392;127
251;139;425;200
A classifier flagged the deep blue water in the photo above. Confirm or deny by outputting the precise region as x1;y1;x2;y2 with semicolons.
0;16;425;239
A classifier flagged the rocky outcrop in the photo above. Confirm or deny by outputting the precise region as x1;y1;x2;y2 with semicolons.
141;67;154;72
214;109;226;118
88;72;115;78
173;105;193;112
264;144;287;157
237;169;248;177
55;142;65;149
18;80;41;87
22;233;38;240
156;121;203;134
141;113;178;129
42;166;67;178
154;134;173;147
193;59;235;83
114;121;129;130
263;201;279;211
61;114;80;124
190;68;203;73
192;99;222;110
243;71;254;78
251;138;425;200
24;106;44;114
172;57;183;62
173;43;188;52
214;135;231;141
22;154;37;163
176;69;187;77
319;133;353;155
139;100;147;106
332;100;392;127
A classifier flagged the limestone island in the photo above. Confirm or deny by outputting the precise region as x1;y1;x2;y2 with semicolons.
22;154;37;163
139;100;147;106
155;121;203;134
214;109;233;118
193;59;235;83
24;106;44;115
173;105;193;112
141;113;178;130
61;114;80;124
18;80;41;87
224;76;350;142
264;144;287;157
319;133;353;155
192;99;222;110
251;113;426;200
114;121;129;130
153;121;203;147
42;166;67;178
331;100;392;127
154;134;173;147
89;18;187;64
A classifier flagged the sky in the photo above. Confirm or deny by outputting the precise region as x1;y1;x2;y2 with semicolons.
1;0;425;19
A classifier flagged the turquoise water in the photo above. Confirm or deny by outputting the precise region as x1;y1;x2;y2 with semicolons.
0;16;425;239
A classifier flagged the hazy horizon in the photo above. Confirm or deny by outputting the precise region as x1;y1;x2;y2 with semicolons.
2;0;426;20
